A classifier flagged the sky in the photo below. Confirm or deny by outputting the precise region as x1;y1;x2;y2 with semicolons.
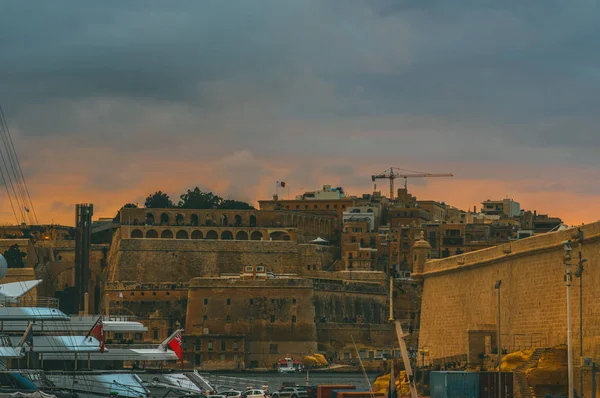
1;0;599;225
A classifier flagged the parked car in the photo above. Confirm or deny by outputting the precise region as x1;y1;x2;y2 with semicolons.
222;390;243;398
243;389;267;398
272;387;308;398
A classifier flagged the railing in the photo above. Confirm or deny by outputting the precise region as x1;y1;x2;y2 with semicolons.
106;281;190;290
0;296;59;308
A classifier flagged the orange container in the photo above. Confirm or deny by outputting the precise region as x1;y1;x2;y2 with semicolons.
336;393;385;398
317;385;356;398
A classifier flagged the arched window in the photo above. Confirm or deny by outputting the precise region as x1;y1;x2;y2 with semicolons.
160;213;170;226
235;231;248;240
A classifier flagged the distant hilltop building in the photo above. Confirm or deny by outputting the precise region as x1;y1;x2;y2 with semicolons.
481;198;521;218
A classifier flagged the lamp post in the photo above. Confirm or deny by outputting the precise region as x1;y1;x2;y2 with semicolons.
575;245;587;398
494;280;502;398
564;240;574;398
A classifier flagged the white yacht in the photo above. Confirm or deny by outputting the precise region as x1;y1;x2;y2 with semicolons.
0;255;211;397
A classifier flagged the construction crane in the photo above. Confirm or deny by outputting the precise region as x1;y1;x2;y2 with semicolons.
371;167;453;200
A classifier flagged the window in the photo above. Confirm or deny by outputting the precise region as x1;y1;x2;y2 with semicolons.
344;352;350;360
195;339;201;350
270;344;278;354
153;329;159;340
208;341;213;351
292;315;297;324
292;298;296;304
250;298;254;305
221;340;226;351
271;299;275;304
226;298;231;305
204;298;208;305
270;315;275;323
233;341;238;351
135;333;142;340
203;315;208;321
234;353;239;361
226;315;231;323
195;354;201;365
220;354;225;360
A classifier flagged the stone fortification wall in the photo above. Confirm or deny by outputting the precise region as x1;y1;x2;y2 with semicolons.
417;221;600;377
316;322;396;354
313;279;388;324
108;238;335;282
186;277;317;367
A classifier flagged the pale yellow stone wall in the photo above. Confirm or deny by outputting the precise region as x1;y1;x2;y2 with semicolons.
417;221;600;394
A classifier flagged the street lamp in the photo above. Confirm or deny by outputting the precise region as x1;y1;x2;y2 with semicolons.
574;248;587;398
494;280;502;398
563;240;574;398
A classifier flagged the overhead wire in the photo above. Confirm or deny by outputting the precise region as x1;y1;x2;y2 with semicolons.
0;106;38;225
0;117;25;224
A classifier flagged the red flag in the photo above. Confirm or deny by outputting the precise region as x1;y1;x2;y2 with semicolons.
168;333;184;367
86;317;105;353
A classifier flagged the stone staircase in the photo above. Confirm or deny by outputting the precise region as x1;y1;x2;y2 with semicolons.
514;348;547;398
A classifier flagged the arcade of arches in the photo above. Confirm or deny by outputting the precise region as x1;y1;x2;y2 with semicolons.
120;208;336;239
126;226;294;241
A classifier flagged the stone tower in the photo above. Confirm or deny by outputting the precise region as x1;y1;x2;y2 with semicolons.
412;231;431;279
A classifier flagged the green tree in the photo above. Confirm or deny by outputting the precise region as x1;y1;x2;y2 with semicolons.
144;191;173;208
3;244;27;268
178;188;222;209
218;199;255;210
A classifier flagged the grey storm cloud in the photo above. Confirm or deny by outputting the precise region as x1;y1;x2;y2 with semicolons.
2;0;600;167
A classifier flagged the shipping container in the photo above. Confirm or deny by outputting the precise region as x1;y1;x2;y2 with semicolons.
430;371;514;398
317;385;356;398
430;371;480;398
331;390;365;398
479;372;513;398
336;393;385;398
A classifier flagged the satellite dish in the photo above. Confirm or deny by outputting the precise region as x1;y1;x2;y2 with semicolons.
0;255;7;280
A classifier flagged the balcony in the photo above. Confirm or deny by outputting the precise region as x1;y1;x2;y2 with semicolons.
0;296;60;308
442;237;464;246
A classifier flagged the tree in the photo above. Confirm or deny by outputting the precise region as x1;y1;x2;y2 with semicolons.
113;203;138;222
145;191;173;208
218;199;255;210
178;188;222;209
3;244;27;268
